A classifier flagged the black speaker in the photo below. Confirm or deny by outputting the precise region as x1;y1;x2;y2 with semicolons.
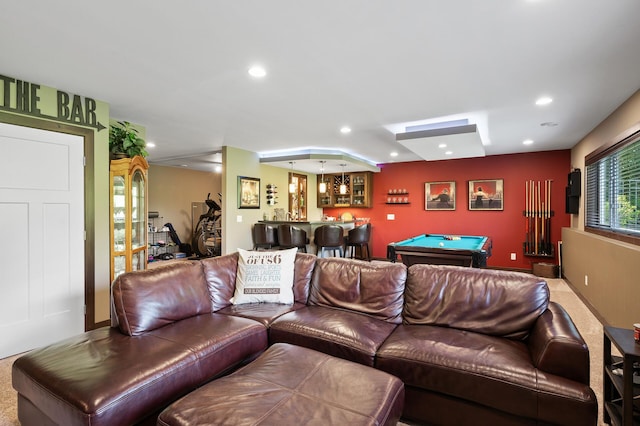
568;169;581;197
565;186;579;214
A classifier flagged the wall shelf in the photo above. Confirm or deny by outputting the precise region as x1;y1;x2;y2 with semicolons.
386;191;410;204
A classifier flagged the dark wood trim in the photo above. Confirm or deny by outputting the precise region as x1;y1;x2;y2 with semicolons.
94;319;110;329
585;121;640;165
585;226;640;247
584;121;640;247
489;266;532;274
0;112;98;331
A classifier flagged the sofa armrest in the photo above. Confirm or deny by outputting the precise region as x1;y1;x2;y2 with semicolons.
527;301;590;385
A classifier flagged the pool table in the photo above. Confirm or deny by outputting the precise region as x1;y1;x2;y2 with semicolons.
387;234;492;268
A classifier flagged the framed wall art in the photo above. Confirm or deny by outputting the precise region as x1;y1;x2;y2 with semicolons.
238;176;260;209
425;181;456;210
468;179;503;211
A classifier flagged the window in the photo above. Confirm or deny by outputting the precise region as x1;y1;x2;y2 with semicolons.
585;126;640;244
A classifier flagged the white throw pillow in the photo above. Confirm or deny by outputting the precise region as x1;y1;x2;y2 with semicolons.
231;248;298;305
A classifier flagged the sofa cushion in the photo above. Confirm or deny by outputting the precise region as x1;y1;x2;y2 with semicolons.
158;343;404;426
404;264;549;339
269;306;398;366
232;248;298;304
217;302;307;326
376;325;597;425
112;261;211;336
308;258;406;324
202;252;317;311
201;252;240;311
12;316;268;426
147;313;268;376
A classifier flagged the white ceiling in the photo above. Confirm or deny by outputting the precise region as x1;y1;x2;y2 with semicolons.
2;1;640;174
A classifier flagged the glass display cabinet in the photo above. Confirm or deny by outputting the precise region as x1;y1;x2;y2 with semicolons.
288;172;307;221
110;156;148;282
316;171;373;208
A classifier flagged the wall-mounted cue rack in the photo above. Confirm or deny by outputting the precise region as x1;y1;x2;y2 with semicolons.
523;179;554;257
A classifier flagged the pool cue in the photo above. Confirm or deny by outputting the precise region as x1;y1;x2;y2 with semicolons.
546;179;551;253
541;199;545;253
532;180;536;252
547;179;552;254
536;181;542;254
540;182;547;254
539;180;543;254
529;180;534;253
546;179;550;253
535;181;539;254
528;180;531;253
527;180;531;253
541;181;544;253
525;181;529;253
540;180;544;253
541;181;544;254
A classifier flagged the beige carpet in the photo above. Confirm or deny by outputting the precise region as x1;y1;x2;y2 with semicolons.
0;351;19;426
546;278;606;426
0;279;607;426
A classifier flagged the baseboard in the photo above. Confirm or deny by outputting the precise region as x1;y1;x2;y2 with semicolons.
562;277;609;326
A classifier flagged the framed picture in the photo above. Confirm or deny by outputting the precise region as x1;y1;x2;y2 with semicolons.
468;179;503;210
238;176;260;209
425;181;456;210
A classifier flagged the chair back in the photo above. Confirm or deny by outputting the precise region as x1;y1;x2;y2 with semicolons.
348;223;371;244
252;223;278;248
278;224;308;251
314;225;344;248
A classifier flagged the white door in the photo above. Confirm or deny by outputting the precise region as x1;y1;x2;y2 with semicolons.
0;122;85;358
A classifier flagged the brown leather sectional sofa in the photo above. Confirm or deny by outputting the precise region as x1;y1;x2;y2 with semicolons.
12;253;597;425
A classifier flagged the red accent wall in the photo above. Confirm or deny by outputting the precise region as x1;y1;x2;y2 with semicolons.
324;150;572;270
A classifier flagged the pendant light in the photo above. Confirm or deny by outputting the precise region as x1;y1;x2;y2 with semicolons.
288;162;296;193
339;163;347;195
318;161;327;194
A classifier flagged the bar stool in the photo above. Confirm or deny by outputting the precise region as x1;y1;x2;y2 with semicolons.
314;224;344;257
277;224;308;252
344;223;371;261
252;223;278;250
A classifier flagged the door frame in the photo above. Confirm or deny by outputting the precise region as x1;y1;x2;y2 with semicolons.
0;111;97;331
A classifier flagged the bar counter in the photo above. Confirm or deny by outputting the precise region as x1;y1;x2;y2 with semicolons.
257;220;355;253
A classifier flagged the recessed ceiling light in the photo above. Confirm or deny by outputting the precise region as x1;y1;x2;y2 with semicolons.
181;164;188;167
146;142;156;148
535;96;553;106
248;66;267;78
214;165;222;173
540;121;558;127
445;151;453;155
390;151;399;157
438;143;447;148
523;139;534;145
340;126;352;134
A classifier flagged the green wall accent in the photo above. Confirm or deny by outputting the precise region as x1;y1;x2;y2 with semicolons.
221;146;320;254
0;74;113;324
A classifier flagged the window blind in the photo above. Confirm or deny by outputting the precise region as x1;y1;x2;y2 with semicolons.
585;136;640;236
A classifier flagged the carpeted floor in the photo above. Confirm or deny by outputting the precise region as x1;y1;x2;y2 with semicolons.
0;278;608;426
548;278;606;426
0;352;19;426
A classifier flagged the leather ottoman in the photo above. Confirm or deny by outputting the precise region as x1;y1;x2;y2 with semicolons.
157;343;405;426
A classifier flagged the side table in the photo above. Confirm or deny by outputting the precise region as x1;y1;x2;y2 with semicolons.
603;326;640;425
